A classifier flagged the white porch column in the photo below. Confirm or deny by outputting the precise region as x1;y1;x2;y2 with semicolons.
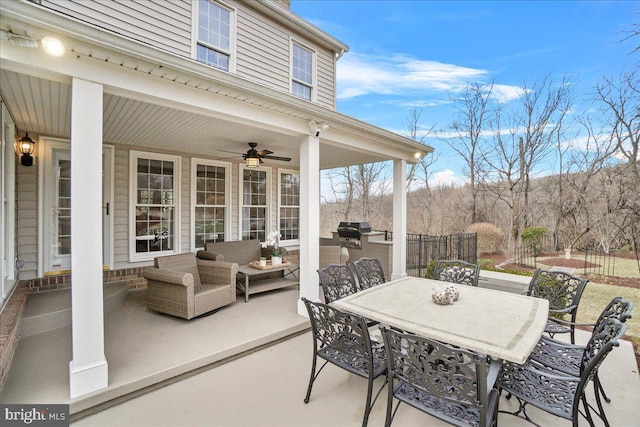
391;159;407;280
69;78;108;398
298;134;321;315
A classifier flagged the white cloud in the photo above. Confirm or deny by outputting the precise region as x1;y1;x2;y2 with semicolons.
488;84;528;103
337;53;486;99
430;169;465;187
337;53;525;103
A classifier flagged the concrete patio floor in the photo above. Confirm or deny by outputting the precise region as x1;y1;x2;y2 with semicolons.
2;279;639;426
1;285;308;415
72;328;640;427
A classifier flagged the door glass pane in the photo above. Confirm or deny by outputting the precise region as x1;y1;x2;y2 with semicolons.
57;159;71;255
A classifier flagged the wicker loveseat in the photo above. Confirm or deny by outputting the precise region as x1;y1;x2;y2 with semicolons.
202;239;286;264
143;253;238;320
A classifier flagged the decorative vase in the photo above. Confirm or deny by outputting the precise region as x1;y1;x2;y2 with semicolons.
432;288;454;305
271;256;282;266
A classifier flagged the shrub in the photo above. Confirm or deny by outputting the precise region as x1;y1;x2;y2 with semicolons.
466;223;504;254
423;260;437;279
522;226;548;256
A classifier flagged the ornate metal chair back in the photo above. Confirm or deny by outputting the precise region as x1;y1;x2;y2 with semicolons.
303;298;372;361
352;257;386;290
380;326;496;427
581;309;630;376
527;269;588;316
317;264;358;303
433;259;480;287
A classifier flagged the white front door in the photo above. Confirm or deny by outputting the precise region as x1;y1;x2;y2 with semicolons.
40;139;113;275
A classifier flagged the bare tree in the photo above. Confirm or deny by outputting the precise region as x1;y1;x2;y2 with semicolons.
514;74;573;228
443;82;493;223
405;103;437;189
595;69;640;270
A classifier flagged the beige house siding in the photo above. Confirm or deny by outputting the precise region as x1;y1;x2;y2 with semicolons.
16;162;38;280
112;146;129;268
39;0;193;57
38;0;337;109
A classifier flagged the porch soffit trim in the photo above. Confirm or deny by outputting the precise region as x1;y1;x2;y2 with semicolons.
0;2;432;159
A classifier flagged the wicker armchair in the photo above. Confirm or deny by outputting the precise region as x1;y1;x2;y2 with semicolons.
144;253;238;320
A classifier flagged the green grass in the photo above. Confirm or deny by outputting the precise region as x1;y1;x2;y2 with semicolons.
538;254;640;278
577;282;639;340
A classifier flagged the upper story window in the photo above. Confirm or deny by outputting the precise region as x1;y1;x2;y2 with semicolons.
196;0;234;72
291;41;315;101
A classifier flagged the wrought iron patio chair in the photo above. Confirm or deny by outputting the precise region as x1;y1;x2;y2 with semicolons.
352;257;386;290
301;298;387;427
525;269;589;344
526;297;633;425
433;259;480;287
317;263;359;303
497;317;627;427
380;326;498;427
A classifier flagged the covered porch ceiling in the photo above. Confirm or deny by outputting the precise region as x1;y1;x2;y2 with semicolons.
0;69;398;170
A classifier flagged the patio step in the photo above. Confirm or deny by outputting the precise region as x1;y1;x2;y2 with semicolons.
20;281;130;337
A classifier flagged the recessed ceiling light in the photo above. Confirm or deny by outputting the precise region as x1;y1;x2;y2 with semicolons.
41;36;65;56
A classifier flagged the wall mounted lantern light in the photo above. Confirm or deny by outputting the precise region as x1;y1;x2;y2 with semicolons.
19;133;35;166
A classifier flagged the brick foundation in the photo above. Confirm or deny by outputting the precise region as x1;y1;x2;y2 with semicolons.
24;267;148;294
0;282;28;391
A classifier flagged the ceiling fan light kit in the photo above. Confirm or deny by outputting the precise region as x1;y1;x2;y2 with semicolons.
218;142;291;167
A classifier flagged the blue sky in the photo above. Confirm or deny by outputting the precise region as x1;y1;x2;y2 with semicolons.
291;1;638;186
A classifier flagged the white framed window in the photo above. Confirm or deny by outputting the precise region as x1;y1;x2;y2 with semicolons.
239;165;271;242
278;170;300;244
194;0;236;72
191;158;231;251
129;151;181;262
290;40;316;101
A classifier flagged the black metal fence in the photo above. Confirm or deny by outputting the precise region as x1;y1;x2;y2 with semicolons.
376;231;477;278
513;244;618;277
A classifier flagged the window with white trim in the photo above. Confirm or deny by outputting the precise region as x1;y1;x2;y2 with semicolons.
279;170;299;242
192;159;230;250
196;0;232;71
130;151;180;261
291;42;314;101
240;166;270;241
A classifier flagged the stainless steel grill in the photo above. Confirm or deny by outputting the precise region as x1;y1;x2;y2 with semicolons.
337;221;371;248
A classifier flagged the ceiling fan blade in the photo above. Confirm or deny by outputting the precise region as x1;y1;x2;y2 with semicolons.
216;155;243;160
218;149;245;155
256;149;273;156
262;155;291;162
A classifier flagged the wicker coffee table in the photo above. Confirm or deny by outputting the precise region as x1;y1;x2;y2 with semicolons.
237;263;299;302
